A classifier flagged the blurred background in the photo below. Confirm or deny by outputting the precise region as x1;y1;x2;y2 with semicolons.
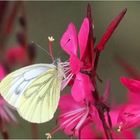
0;1;140;139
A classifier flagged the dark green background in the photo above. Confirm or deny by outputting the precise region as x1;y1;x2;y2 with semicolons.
4;1;140;139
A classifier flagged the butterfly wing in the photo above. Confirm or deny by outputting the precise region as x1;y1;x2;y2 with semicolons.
0;64;55;108
17;67;62;123
0;63;62;123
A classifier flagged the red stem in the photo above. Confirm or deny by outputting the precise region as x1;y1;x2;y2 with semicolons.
87;4;113;139
31;123;39;139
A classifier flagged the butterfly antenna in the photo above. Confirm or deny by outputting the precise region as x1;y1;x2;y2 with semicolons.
48;36;55;62
31;41;51;58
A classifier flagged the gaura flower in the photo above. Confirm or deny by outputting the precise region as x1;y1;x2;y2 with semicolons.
5;43;36;68
5;45;29;67
60;18;94;102
117;104;140;131
0;96;17;125
58;94;97;138
0;96;17;139
46;94;97;139
101;102;136;139
117;77;140;131
60;18;91;71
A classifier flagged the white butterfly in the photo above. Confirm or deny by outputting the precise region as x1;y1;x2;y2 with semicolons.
0;58;72;123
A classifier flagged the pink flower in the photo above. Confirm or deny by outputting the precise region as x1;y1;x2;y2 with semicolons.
58;94;97;138
60;18;94;102
5;45;29;66
60;18;91;72
117;77;140;131
5;43;36;68
117;104;140;131
0;96;17;125
0;96;17;139
103;104;136;139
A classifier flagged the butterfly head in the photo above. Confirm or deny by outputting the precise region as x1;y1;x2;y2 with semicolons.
54;58;74;90
54;58;65;79
54;58;61;66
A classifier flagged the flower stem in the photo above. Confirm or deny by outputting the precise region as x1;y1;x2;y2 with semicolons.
97;107;112;139
87;3;113;139
31;123;39;139
92;45;113;140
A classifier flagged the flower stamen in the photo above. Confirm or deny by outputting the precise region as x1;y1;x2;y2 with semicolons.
117;122;123;132
48;36;55;62
45;133;52;139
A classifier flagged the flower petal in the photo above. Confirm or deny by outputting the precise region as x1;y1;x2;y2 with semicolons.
79;122;95;139
120;76;140;94
78;18;89;59
60;22;78;56
59;94;83;113
72;73;94;102
58;95;86;136
118;104;140;130
127;92;140;104
69;54;81;74
96;8;127;52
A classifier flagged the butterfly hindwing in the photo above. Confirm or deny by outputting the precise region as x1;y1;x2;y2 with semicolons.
17;68;62;123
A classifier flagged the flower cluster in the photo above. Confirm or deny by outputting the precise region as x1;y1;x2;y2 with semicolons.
1;2;140;139
46;5;133;139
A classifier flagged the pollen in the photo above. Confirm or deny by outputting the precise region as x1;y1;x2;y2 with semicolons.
117;126;121;132
48;36;55;42
117;122;123;132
